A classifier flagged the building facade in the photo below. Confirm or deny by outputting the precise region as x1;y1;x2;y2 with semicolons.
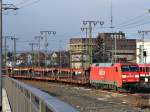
136;40;150;64
69;38;96;68
96;32;137;63
70;32;137;68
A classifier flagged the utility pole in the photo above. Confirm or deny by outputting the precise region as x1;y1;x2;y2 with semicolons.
0;1;2;110
138;30;150;64
35;36;43;67
81;27;89;68
114;34;116;63
111;33;117;63
3;36;12;66
11;37;18;67
29;43;38;67
2;4;18;67
82;20;104;67
81;27;88;38
40;31;56;67
110;0;116;63
59;40;62;69
0;3;18;110
81;27;89;67
110;0;115;30
111;44;114;63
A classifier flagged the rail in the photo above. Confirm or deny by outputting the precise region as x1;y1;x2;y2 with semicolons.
3;77;79;112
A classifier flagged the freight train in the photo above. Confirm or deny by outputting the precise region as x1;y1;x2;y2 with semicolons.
4;63;150;91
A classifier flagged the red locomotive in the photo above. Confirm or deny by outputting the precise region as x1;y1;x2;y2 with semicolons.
90;63;140;90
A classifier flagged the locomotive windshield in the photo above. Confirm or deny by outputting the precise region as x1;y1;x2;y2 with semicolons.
121;65;139;72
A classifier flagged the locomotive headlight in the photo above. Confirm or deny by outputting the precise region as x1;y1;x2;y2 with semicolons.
122;75;126;78
135;75;139;78
145;78;148;82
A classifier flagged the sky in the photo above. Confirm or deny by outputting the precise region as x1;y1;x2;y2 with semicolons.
3;0;150;52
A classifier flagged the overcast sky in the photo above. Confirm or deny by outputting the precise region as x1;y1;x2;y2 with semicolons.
3;0;150;52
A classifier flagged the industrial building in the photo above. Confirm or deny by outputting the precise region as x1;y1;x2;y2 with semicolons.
96;32;137;63
70;32;137;68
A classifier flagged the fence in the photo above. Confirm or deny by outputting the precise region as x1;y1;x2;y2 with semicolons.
3;77;78;112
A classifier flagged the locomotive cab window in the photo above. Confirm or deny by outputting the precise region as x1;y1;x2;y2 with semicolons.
95;63;99;66
130;66;139;72
121;66;130;72
121;65;139;72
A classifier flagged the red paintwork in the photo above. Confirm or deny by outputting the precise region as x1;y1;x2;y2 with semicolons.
90;63;139;87
138;64;150;77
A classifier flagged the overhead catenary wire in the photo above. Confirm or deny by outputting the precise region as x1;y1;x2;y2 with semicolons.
116;20;150;30
96;11;150;31
116;12;148;26
14;0;33;6
17;0;40;9
3;0;40;14
116;15;150;29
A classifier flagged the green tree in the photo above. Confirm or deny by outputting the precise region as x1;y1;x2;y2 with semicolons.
93;37;109;63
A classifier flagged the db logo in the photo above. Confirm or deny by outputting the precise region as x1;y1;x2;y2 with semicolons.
99;69;105;76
